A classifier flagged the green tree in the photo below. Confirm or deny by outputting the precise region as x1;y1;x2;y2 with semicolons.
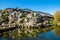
1;12;9;23
19;14;26;18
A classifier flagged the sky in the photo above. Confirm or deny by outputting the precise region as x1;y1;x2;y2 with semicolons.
0;0;60;15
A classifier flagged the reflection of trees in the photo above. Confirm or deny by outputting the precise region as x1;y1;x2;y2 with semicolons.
2;28;41;39
53;11;60;36
54;27;60;36
1;27;51;40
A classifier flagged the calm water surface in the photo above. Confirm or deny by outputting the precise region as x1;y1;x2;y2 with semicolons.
0;28;60;40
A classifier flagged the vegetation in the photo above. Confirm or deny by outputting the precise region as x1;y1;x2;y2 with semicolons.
0;8;55;39
19;14;26;18
1;12;9;23
53;11;60;36
54;11;60;21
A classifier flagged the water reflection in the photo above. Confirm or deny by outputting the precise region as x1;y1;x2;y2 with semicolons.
0;27;51;40
0;27;60;40
54;27;60;36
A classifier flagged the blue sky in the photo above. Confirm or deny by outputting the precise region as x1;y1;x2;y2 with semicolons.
0;0;60;15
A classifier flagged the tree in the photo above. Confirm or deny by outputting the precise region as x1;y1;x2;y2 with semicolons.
53;11;60;26
1;11;9;23
19;14;26;18
54;11;60;21
54;11;60;36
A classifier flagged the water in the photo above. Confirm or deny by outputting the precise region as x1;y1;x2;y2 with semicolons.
37;30;60;40
0;28;60;40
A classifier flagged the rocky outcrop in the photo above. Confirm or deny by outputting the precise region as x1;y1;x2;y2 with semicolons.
0;8;53;28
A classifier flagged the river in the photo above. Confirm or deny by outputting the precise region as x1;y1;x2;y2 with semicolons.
0;29;60;40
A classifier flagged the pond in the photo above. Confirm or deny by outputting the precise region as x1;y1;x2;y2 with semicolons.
0;28;60;40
